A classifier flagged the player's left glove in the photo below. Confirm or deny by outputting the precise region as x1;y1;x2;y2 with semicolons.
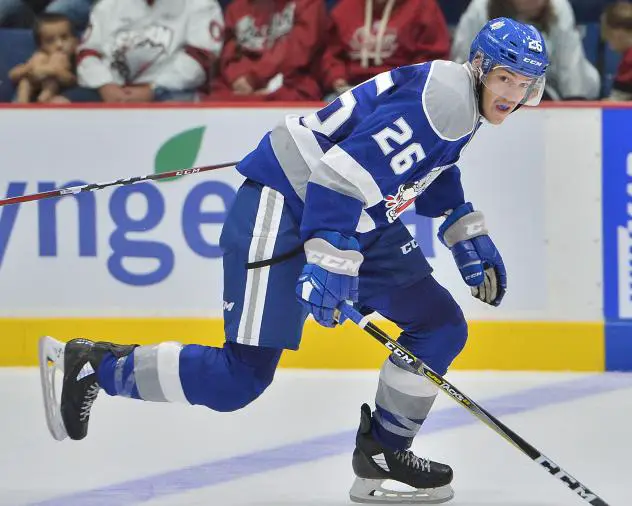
438;203;507;306
296;231;363;327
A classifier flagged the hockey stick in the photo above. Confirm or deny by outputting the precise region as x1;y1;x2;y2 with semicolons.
338;304;610;506
0;161;238;208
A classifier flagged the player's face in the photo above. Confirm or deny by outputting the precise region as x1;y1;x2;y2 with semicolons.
39;20;76;55
480;68;535;124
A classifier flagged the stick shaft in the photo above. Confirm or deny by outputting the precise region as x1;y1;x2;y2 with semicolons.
0;162;237;207
340;305;609;506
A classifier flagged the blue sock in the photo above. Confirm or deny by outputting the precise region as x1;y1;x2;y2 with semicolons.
372;407;425;450
97;351;141;399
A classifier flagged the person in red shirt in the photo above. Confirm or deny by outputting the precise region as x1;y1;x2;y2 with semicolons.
321;0;450;98
205;0;327;101
602;1;632;101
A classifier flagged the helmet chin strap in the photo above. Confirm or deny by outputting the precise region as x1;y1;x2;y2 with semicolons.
476;83;485;119
465;61;486;120
476;85;496;125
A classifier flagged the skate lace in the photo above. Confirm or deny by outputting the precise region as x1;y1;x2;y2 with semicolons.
393;450;431;472
79;383;100;422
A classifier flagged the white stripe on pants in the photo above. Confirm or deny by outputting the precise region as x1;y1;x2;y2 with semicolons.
237;186;285;346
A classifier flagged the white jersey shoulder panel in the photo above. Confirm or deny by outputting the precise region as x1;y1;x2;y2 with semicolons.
422;61;479;142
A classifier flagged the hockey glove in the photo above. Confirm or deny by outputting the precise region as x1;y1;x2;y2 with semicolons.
438;203;507;306
296;231;363;327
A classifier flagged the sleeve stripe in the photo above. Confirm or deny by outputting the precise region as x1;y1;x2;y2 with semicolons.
285;115;324;173
309;160;369;204
320;145;384;207
77;49;102;65
184;44;216;82
375;71;394;95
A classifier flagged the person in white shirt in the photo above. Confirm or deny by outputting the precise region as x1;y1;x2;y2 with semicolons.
64;0;224;102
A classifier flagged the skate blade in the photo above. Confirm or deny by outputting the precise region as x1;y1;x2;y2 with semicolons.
38;336;68;441
349;478;454;504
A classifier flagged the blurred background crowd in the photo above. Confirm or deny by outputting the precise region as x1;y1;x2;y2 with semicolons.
0;0;631;103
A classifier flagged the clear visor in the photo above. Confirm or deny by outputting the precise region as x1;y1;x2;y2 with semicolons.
481;65;545;106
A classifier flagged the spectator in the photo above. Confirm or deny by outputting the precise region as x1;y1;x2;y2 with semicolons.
9;13;77;102
61;0;224;103
321;0;450;99
602;1;632;100
205;0;327;101
0;0;95;32
451;0;601;100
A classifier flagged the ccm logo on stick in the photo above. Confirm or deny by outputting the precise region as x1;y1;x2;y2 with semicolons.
384;342;415;365
175;169;201;176
535;456;597;501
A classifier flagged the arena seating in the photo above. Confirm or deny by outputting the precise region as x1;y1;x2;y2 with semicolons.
0;29;35;102
0;0;625;101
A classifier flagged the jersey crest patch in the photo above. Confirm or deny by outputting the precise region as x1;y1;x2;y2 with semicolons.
384;165;451;223
235;3;296;51
349;23;398;63
111;25;173;83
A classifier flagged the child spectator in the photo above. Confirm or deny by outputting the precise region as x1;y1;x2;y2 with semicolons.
9;13;78;102
321;0;450;99
602;1;632;101
206;0;328;101
63;0;224;102
451;0;601;100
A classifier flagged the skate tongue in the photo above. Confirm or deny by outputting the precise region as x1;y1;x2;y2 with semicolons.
359;404;373;433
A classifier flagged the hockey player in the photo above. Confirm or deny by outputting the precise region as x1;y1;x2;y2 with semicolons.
39;17;549;504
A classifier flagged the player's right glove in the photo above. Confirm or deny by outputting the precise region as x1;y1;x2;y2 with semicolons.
296;231;363;327
438;203;507;306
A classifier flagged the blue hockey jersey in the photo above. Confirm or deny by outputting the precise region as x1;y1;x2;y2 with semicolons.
236;60;482;240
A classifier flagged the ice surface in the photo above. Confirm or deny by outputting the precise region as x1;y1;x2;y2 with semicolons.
0;369;630;506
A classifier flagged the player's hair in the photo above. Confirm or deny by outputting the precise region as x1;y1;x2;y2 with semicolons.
603;2;632;32
32;13;75;46
488;0;556;33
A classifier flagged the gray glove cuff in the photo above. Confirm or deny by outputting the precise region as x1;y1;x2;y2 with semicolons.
442;210;488;247
304;238;364;276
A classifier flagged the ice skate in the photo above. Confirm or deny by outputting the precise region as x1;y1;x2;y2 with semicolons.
38;336;136;441
349;404;454;504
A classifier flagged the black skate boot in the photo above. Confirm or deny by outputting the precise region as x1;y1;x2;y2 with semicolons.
38;336;136;441
349;403;454;504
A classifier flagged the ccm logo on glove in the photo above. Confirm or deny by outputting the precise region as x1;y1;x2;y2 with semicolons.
438;203;507;307
305;238;364;276
296;232;363;328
